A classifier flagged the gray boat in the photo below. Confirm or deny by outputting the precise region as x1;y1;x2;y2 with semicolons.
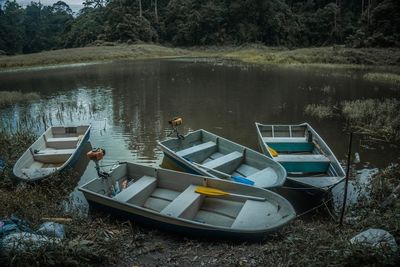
79;162;296;239
255;122;346;191
158;129;287;188
13;125;91;182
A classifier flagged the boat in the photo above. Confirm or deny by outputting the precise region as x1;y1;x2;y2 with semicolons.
79;162;296;239
255;122;346;191
13;125;91;181
158;129;287;188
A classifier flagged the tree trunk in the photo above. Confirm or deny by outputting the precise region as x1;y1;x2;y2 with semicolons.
361;0;364;16
155;0;158;22
367;0;371;25
139;0;142;17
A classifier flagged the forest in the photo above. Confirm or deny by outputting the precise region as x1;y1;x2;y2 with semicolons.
0;0;399;55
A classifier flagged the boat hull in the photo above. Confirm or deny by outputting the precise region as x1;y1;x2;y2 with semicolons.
79;163;296;240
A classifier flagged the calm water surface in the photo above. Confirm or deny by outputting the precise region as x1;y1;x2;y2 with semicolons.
0;59;398;209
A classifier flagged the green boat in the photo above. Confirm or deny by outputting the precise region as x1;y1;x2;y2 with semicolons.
255;122;346;192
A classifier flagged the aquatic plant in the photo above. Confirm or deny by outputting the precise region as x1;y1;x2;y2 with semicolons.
0;91;40;107
364;72;400;85
305;98;400;145
341;98;400;143
304;104;336;119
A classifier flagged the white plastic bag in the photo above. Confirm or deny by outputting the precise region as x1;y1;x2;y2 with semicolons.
37;222;65;239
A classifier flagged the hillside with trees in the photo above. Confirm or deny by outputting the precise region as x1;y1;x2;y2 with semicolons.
0;0;399;55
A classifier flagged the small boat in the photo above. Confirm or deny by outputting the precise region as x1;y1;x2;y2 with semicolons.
255;122;345;191
79;162;296;239
158;129;287;188
13;125;91;181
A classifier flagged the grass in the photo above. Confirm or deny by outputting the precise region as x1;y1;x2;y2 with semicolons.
0;129;399;266
363;72;400;85
304;104;336;119
0;44;188;70
0;91;40;107
1;44;400;79
305;98;400;144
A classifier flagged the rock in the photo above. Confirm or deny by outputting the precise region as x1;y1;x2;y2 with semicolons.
350;228;398;252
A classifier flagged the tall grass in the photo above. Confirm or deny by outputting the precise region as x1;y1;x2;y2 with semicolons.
363;72;400;85
0;91;40;107
342;98;400;143
305;98;400;144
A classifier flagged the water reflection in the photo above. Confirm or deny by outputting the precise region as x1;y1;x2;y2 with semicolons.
0;59;399;179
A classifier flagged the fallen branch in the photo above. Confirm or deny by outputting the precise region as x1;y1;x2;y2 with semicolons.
41;217;72;223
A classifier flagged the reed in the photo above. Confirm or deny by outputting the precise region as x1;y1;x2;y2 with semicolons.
363;72;400;85
0;91;40;107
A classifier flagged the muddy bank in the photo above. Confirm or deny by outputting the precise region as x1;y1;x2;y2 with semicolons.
0;131;399;266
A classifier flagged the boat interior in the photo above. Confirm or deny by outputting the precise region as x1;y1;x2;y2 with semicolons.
15;126;90;177
82;164;292;230
161;130;284;187
257;123;345;187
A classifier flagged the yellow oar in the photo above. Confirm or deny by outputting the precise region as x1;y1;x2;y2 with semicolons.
195;186;265;201
268;147;278;157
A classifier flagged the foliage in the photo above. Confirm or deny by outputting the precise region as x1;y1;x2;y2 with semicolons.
1;0;399;54
304;104;336;119
0;91;40;107
341;98;400;143
305;98;400;144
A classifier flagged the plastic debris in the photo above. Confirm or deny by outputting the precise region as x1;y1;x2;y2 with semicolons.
0;215;32;237
37;221;65;239
0;158;5;171
350;228;398;252
0;215;65;254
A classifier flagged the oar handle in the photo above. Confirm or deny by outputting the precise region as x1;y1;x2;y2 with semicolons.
229;193;265;201
192;161;231;178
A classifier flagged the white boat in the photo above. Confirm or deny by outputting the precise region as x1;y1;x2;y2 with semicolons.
255;122;346;191
79;162;296;239
158;129;287;188
13;125;91;181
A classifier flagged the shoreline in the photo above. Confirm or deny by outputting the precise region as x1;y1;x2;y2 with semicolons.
1;44;400;75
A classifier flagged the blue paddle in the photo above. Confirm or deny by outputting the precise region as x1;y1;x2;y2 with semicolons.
183;157;255;186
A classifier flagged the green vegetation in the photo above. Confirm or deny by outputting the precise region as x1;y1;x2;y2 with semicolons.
0;91;40;107
305;98;400;144
342;98;400;143
363;72;400;85
1;44;400;72
0;0;399;55
304;104;336;119
0;44;188;69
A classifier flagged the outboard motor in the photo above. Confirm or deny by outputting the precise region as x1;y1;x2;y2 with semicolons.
168;117;185;139
87;148;109;178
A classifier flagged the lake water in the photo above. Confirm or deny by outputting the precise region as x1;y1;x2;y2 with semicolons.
0;59;398;210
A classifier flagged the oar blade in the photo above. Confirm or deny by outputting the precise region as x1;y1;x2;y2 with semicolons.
195;186;229;197
231;176;255;185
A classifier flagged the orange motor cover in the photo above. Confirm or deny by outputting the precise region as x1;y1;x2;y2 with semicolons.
87;148;105;161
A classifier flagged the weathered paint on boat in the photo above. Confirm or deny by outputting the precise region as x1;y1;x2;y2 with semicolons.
158;129;287;188
255;122;346;192
79;162;296;240
13;125;91;182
